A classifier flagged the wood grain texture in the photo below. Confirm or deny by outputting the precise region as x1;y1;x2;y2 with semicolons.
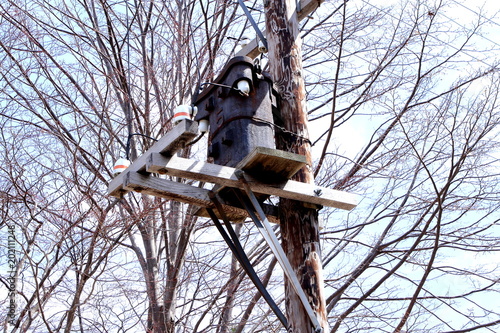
264;0;330;331
236;146;307;181
146;153;358;210
108;119;198;197
123;172;279;223
235;0;325;59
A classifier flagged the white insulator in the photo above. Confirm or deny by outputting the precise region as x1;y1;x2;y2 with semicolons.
239;35;252;48
237;80;251;96
198;119;209;133
173;105;192;124
258;39;268;53
113;158;130;176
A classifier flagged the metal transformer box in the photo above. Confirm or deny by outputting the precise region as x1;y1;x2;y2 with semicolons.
194;56;278;167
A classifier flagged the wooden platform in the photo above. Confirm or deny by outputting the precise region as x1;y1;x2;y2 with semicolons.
123;172;279;223
108;119;199;197
108;119;358;222
237;146;306;181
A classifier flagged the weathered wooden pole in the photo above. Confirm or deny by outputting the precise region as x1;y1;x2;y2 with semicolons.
264;1;329;332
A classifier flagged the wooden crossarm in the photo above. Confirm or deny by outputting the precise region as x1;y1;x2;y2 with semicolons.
146;153;358;210
108;120;198;197
123;172;279;223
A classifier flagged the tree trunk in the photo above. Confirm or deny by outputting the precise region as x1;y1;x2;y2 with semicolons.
264;1;329;332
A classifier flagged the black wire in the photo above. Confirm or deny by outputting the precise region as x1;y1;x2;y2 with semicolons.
207;193;289;330
206;114;313;147
186;132;205;147
192;82;243;106
125;133;158;160
199;81;244;93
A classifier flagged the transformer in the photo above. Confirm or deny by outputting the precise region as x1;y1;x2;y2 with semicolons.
194;56;278;168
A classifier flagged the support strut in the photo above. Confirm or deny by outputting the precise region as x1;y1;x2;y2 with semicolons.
207;192;289;329
237;0;268;51
234;170;324;333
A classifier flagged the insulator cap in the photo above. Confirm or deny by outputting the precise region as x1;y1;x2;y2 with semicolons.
173;105;193;124
113;158;130;176
198;119;209;133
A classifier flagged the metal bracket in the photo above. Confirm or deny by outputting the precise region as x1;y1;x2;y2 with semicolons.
234;170;324;333
237;0;268;51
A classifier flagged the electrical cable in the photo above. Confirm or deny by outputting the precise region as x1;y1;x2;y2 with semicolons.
198;81;242;93
207;114;313;147
125;133;158;160
185;132;205;147
206;193;289;330
448;0;500;48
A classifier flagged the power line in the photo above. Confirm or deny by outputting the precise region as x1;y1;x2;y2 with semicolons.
449;0;500;28
306;0;500;149
443;0;500;51
359;0;499;69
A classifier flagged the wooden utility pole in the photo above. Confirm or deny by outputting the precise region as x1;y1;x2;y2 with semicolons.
264;1;329;332
109;2;347;331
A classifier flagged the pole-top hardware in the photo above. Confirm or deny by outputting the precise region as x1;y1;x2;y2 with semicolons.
194;56;277;169
237;0;268;53
173;105;198;125
113;158;130;177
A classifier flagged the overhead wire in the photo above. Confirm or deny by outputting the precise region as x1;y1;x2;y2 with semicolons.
306;0;500;163
359;0;500;69
446;0;500;50
307;0;500;119
449;0;500;28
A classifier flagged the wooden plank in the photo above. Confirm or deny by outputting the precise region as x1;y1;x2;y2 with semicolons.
236;146;306;181
146;153;358;210
123;172;279;223
124;172;210;206
297;0;325;21
210;146;305;203
108;119;199;197
235;0;325;59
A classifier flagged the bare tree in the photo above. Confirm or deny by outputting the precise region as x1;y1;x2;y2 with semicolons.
304;1;500;332
0;0;243;332
0;0;499;332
